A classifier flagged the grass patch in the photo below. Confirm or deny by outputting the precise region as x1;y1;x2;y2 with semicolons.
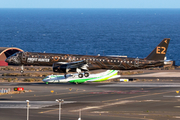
119;71;144;75
23;78;42;82
2;73;56;77
0;67;16;71
0;67;52;71
1;77;18;82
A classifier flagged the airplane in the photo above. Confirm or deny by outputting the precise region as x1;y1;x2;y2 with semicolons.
42;70;120;84
5;38;170;78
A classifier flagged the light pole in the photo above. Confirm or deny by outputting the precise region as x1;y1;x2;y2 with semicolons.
55;99;64;120
26;100;30;120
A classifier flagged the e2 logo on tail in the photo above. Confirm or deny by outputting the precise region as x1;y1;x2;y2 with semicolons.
156;46;166;54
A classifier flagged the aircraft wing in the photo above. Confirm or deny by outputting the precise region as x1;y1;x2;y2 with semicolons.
66;60;88;70
53;60;88;73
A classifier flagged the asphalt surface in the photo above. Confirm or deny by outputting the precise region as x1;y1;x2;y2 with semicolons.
1;68;180;120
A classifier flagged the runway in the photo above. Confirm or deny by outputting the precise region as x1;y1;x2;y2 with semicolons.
1;69;180;120
1;80;180;120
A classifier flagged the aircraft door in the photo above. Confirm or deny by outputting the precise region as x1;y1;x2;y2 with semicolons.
68;55;76;62
22;52;27;63
134;58;139;67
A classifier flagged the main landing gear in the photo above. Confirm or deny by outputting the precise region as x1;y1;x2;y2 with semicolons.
76;68;89;78
78;72;89;78
20;65;24;73
78;73;83;78
84;72;89;77
64;72;89;78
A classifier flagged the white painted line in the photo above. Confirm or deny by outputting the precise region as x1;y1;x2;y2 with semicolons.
174;106;180;108
173;116;180;118
99;83;180;87
91;111;109;113
0;101;76;109
163;96;180;98
143;100;160;102
70;100;135;112
0;101;76;104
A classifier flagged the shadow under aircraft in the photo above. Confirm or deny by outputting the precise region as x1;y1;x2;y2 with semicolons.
5;38;170;78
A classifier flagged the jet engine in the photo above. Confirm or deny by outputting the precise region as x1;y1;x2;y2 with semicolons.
53;62;70;73
52;61;89;78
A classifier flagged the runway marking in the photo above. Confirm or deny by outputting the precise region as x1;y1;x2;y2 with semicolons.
98;82;180;88
88;112;154;120
70;100;134;112
0;101;76;109
99;84;180;87
39;108;59;113
70;99;164;113
163;95;180;98
173;116;180;118
61;94;97;100
102;90;173;103
91;111;109;113
174;106;180;108
89;90;149;94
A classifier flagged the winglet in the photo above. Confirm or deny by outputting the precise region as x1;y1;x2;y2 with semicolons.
145;38;170;60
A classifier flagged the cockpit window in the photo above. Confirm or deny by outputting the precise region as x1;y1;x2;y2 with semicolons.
11;53;18;57
45;76;49;79
11;51;22;57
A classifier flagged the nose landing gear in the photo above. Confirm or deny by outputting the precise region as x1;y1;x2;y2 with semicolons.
20;65;24;73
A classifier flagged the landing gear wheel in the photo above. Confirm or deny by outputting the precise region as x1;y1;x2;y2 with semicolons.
78;73;83;78
64;74;67;78
20;70;24;74
84;72;89;77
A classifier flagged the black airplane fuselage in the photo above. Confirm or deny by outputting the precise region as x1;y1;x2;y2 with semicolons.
6;52;163;70
5;38;170;73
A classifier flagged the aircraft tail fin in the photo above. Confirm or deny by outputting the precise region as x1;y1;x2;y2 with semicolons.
145;38;170;60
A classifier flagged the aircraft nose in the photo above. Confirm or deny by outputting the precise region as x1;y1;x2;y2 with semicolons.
42;79;46;82
5;57;10;63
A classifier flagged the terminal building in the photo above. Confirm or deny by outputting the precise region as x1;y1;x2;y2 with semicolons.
0;47;23;66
